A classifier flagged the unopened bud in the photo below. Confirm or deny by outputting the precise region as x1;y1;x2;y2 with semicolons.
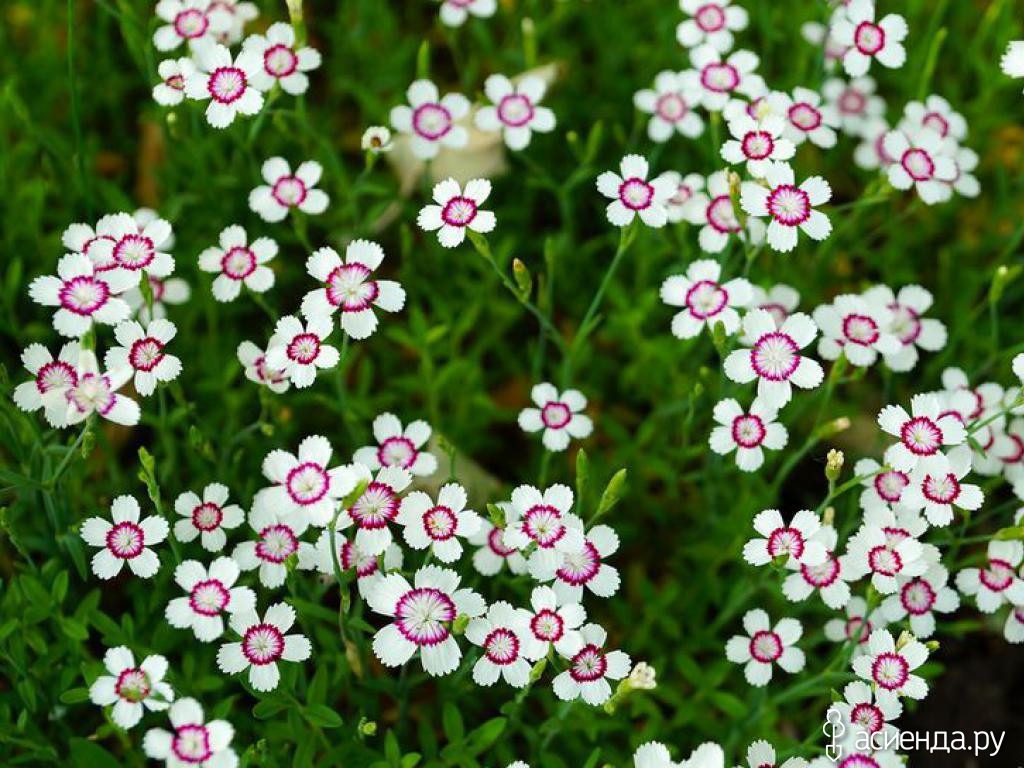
895;630;914;651
512;258;532;297
628;661;657;690
825;449;845;482
925;640;940;652
452;614;470;635
822;506;835;527
529;658;547;683
486;503;506;528
358;718;377;736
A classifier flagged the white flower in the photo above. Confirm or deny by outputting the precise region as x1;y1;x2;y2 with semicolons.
853;117;895;170
86;212;176;286
232;506;313;589
105;319;182;397
743;509;826;568
303;526;403;596
551;623;630;705
827;681;901;755
237;340;290;394
628;661;657;690
212;0;259;45
633;71;704;143
89;647;173;730
517;383;593;452
877;393;966;472
53;351;139;427
900;94;966;142
216;602;311;692
676;0;748;52
336;465;413;556
81;496;168;580
768;87;840;148
781;526;856;609
165;558;256;642
466;601;536;688
822;76;885;137
361;126;393;153
845;523;932;594
854;458;911;511
725;609;804;686
264;315;339;389
709;398;787;472
824;596;888;653
883;127;957;205
956;540;1024;612
520;586;586;660
12;341;81;427
243;22;321;96
398;483;481;562
812;294;901;367
417;177;497;248
153;57;196;106
851;629;928;714
468;517;528;576
390;80;470;159
438;0;496;27
124;275;191;322
249;157;329;222
739;741;807;768
688;46;766;112
1005;603;1024;643
153;0;230;51
740;162;832;253
720;113;795;177
143;697;236;768
746;283;799;334
367;565;485;676
530;517;621;604
948;145;981;199
831;0;908;77
173;483;245;552
596;154;675;228
1001;41;1024;83
861;284;946;371
300;242;405;339
881;563;959;639
660;172;706;223
692;170;766;253
502;484;585;566
475;74;556;150
353;413;438;476
900;446;983;527
198;225;277;302
635;741;725;768
662;259;752;340
183;42;265;128
724;309;824;408
29;253;133;338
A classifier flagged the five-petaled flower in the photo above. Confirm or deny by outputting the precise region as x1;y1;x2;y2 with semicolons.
105;319;183;397
417;178;497;248
89;646;174;730
81;496;169;580
390;80;470;160
633;71;705;143
249;157;330;222
709;398;788;472
551;623;631;705
264;315;340;389
198;225;277;302
831;0;908;77
466;601;537;688
661;259;753;339
143;697;237;767
475;74;557;150
877;393;966;472
740;162;832;253
166;558;257;642
725;609;805;686
29;253;134;339
217;602;312;691
173;483;245;552
397;483;482;563
352;412;439;476
518;382;594;452
184;41;265;128
676;0;749;52
13;341;81;427
243;22;321;96
851;629;928;716
596;154;675;228
336;465;414;557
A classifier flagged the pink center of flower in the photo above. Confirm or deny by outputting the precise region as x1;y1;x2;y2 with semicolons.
349;481;399;529
441;196;478;227
838;88;867;115
530;608;564;642
732;414;767;448
922;111;949;137
377;436;417;469
487;526;517;557
749;630;783;662
114;234;157;270
846;616;872;644
854;21;885;55
412;102;453;141
669;183;695;206
618;177;654;210
326;262;378;312
839;757;880;768
901;148;935;182
271;176;308;207
483;627;520;665
189;578;230;616
522;505;567;548
242;622;285;665
801;552;841;587
174;9;209;39
285;462;329;505
921;472;960;505
67;373;116;415
900;416;942;455
1000;434;1024;465
850;702;884;732
166;73;185;90
264;44;298;78
568;644;607;682
694;3;726;31
191;502;223;532
556;540;601;586
868;544;902;576
208;66;247;104
789;102;822;131
741;130;775;160
655;93;688;122
114;668;151;703
286;332;321;364
888;302;921;344
751;331;800;381
255;524;298;563
701;62;739;93
222;247;257;280
979;558;1014;592
497;94;535;127
874;470;909;503
340;539;379;577
766;527;804;559
541;401;572;429
871;651;909;689
394;587;455;646
686;279;728;318
900;578;936;615
254;355;287;386
172;724;212;764
423;505;457;541
706;195;740;232
882;526;910;547
766;184;811;226
106;521;145;559
59;275;110;316
36;360;78;393
842;313;879;346
129;337;165;372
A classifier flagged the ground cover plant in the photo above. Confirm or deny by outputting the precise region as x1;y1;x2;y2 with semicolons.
2;0;1024;766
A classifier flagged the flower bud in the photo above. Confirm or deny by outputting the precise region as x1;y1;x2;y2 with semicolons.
825;449;844;482
512;258;532;298
452;614;470;635
628;661;657;690
358;718;377;736
895;630;914;651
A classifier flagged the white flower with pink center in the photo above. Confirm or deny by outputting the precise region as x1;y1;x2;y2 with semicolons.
104;319;182;397
740;162;832;253
531;517;621;604
739;741;808;768
237;340;290;394
767;87;840;149
881;563;959;639
826;681;901;756
877;393;966;472
720;113;795;178
56;350;140;427
216;602;311;692
634;741;725;768
725;609;804;686
12;341;81;428
520;585;586;660
662;259;753;341
725;309;824;408
813;294;901;368
124;274;191;323
243;22;321;96
183;41;265;128
153;57;196;106
822;76;885;137
475;74;557;150
437;0;497;27
900;94;967;143
551;623;631;705
29;253;134;338
845;523;931;594
831;0;908;77
198;225;276;302
517;382;593;452
232;505;313;589
390;79;470;160
153;0;231;51
253;435;358;528
956;540;1024;613
304;527;403;596
89;646;173;730
417;177;497;248
853;117;895;171
744;283;800;338
808;750;903;768
352;412;438;476
61;214;129;267
468;516;528;576
660;171;706;224
336;465;413;557
690;170;766;253
633;71;705;143
264;314;339;389
165;558;256;642
398;483;481;563
300;241;405;340
709;398;787;472
947;145;981;199
361;126;393;153
851;629;928;713
173;483;244;552
143;697;235;768
782;526;856;609
901;446;983;527
367;565;485;676
466;601;535;688
743;509;827;568
80;211;174;287
854;458;910;512
249;157;329;222
596;154;676;229
503;484;586;566
1002;41;1024;85
883;128;957;205
801;18;851;74
676;0;748;52
824;596;888;655
1005;603;1024;644
81;496;168;581
688;45;766;112
210;0;258;44
861;284;946;372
